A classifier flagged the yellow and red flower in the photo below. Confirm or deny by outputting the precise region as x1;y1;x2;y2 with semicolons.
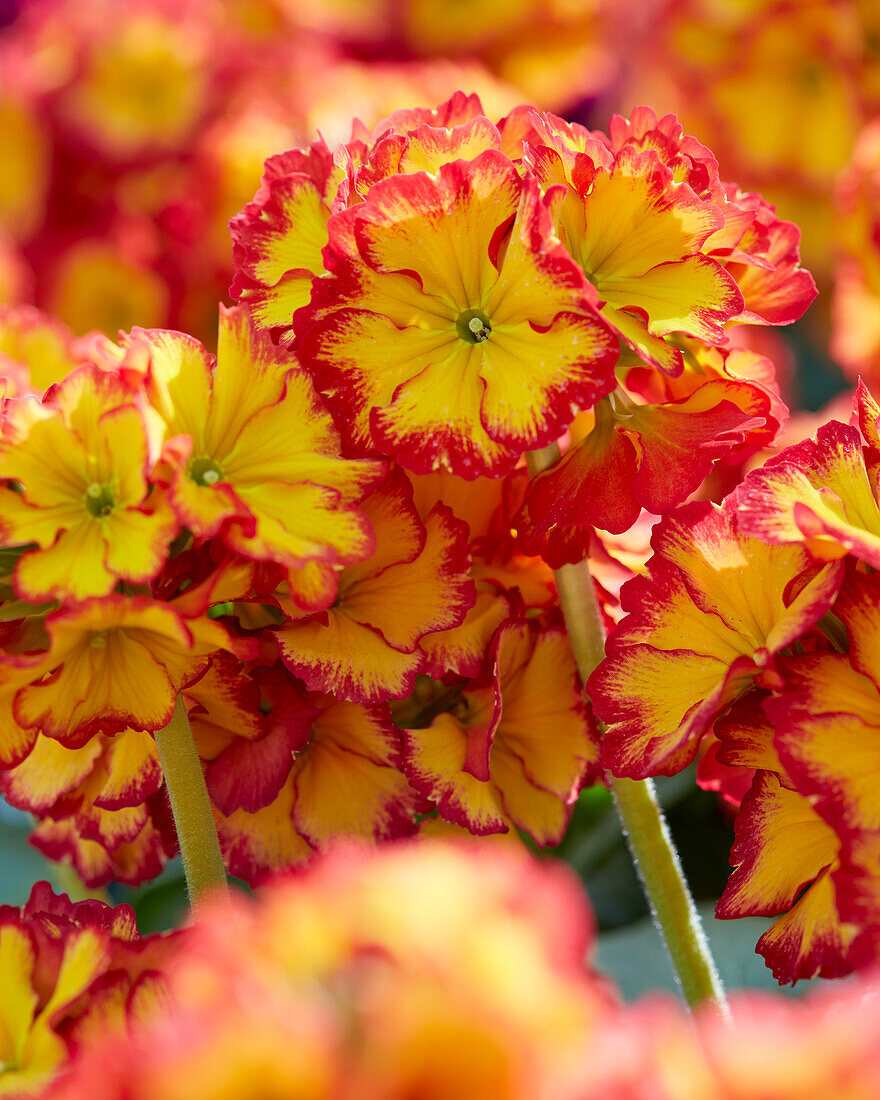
738;385;880;568
296;150;617;476
712;693;856;983
401;618;597;844
8;595;232;745
526;344;784;538
589;493;845;778
763;570;880;971
0;880;173;1096
213;692;426;884
0;365;177;603
139;304;383;572
0;729;175;888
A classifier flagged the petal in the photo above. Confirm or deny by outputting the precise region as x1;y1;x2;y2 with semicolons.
402;712;509;836
0;924;38;1076
717;772;840;919
95;730;163;811
229;481;375;569
578;148;722;284
1;735;102;814
756;867;858;983
625;379;774;515
343;503;474;652
600;254;743;343
593;644;753;777
492;625;598;801
291;699;421;844
421;591;512;679
277;611;423;704
14;521;114;602
102;504;178;585
216;778;314;885
526;399;641;536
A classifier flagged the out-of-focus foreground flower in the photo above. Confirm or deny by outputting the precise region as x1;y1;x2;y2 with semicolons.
0;881;174;1097
29;840;880;1100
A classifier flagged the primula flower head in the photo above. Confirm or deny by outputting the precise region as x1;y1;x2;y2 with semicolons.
297;149;618;477
235;94;813;521
0;364;177;603
140;304;382;571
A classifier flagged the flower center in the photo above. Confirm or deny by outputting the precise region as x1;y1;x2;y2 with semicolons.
455;309;492;344
189;456;224;487
84;482;115;518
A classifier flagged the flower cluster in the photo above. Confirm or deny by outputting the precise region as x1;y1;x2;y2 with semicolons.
591;380;880;981
0;88;820;912
233;95;812;559
5;0;880;1092
0;294;602;885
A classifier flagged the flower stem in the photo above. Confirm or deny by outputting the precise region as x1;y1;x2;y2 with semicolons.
526;445;728;1014
154;694;228;917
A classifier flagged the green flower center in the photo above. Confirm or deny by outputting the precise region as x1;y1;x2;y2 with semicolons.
455;309;492;344
190;456;224;487
84;482;115;518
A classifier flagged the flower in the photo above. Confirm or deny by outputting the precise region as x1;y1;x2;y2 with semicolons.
140;304;383;570
526;344;784;536
296;149;617;476
212;691;425;884
0;881;173;1096
401;618;598;844
9;595;232;745
0;364;177;603
712;694;855;983
737;383;880;568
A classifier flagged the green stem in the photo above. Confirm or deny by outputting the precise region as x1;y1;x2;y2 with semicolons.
526;445;728;1014
154;694;228;917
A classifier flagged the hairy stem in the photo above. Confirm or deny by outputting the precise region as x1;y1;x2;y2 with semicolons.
154;694;228;917
526;445;728;1013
